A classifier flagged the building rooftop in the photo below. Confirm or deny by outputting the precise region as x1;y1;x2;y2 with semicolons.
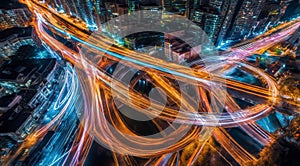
0;27;32;42
0;58;56;85
0;94;18;111
0;90;36;134
0;107;32;134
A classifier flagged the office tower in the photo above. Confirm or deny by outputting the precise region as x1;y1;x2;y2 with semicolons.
188;0;224;44
255;0;294;34
224;0;265;43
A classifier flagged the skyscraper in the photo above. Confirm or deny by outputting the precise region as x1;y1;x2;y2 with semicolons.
190;0;294;47
208;0;269;47
188;0;225;44
254;0;294;34
224;0;265;43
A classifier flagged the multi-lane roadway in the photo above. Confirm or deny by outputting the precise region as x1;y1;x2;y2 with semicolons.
12;0;300;165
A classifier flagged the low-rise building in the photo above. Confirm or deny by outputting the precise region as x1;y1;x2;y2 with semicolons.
0;8;32;30
0;27;34;59
0;58;64;142
164;32;201;63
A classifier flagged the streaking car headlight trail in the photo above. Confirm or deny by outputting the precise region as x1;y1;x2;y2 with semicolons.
8;0;300;165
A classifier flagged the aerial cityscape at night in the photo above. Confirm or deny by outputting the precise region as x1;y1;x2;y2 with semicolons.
0;0;299;165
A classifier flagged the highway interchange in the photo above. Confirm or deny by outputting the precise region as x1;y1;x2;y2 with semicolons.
6;0;300;165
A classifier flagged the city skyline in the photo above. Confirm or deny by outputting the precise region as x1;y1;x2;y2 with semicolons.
0;0;299;165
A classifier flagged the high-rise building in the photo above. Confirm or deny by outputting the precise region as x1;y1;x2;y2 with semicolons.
202;0;294;47
224;0;265;43
215;0;239;46
254;0;294;35
40;0;295;45
188;0;225;44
